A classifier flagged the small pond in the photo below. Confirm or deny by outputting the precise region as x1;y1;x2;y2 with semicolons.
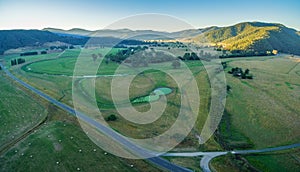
132;87;172;103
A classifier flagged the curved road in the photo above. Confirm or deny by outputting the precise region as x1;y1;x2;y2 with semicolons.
0;63;192;172
164;143;300;172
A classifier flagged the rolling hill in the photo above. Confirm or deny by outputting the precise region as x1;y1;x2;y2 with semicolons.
0;30;88;54
189;22;300;55
0;30;146;55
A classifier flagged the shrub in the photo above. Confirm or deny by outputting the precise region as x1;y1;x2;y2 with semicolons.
105;114;117;121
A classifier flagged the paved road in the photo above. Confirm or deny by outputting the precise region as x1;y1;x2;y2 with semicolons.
164;143;300;172
0;63;192;172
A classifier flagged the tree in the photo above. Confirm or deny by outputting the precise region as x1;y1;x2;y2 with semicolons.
191;52;199;60
105;58;109;64
172;60;181;69
17;58;25;64
183;52;191;60
226;85;232;91
245;69;250;75
41;51;47;54
105;114;117;121
11;59;17;66
221;62;227;69
241;71;246;79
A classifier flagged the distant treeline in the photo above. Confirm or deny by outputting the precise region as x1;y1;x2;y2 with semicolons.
20;51;48;56
218;49;278;58
49;45;74;50
11;58;26;66
178;50;217;61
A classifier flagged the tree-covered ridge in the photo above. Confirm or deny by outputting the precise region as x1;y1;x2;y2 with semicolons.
0;30;88;54
191;22;300;55
220;25;279;50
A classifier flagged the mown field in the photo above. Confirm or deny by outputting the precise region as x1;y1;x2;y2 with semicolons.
0;107;162;172
0;72;47;150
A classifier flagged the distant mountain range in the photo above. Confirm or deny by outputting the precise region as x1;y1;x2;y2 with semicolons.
42;27;213;40
43;22;300;55
0;22;299;55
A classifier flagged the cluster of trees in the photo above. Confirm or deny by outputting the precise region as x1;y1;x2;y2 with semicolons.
105;114;117;121
20;50;48;57
149;41;186;49
41;51;47;54
228;67;253;79
129;49;175;67
178;50;217;61
20;51;38;56
221;62;227;69
11;58;25;66
107;49;134;63
219;49;278;58
103;46;176;67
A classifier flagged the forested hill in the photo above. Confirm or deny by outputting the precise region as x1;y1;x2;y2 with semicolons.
190;22;300;55
0;30;88;54
1;22;300;55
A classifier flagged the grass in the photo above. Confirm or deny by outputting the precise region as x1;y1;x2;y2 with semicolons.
74;64;218;151
224;55;300;148
215;110;254;150
245;148;300;172
0;73;162;171
21;48;125;76
211;149;300;172
0;121;162;172
8;47;221;151
0;72;47;150
4;47;300;171
165;156;202;172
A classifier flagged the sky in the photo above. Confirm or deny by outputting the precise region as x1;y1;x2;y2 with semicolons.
0;0;299;31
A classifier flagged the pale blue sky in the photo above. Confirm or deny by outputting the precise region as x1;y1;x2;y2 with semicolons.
0;0;299;31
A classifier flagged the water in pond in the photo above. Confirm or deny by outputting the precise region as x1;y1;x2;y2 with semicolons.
132;87;172;103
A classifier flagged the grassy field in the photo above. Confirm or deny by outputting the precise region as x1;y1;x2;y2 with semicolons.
0;112;162;172
222;55;300;149
211;148;300;172
21;48;123;76
3;47;300;171
0;72;47;150
211;54;300;171
1;50;167;171
245;148;300;172
165;156;202;172
10;47;221;151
